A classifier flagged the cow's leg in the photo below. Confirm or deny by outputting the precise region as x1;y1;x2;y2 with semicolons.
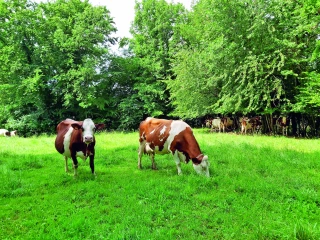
173;151;182;175
138;141;145;169
89;155;95;175
150;153;157;170
71;154;79;176
65;156;69;172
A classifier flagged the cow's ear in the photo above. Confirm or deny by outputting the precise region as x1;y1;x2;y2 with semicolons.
71;123;82;130
95;123;105;130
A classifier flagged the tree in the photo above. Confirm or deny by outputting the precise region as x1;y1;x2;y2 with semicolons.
167;0;320;122
129;0;187;117
0;0;116;135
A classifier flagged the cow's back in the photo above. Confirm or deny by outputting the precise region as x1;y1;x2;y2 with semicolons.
139;118;172;141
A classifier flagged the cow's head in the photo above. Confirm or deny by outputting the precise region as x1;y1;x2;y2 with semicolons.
71;119;105;144
193;155;210;177
10;130;17;136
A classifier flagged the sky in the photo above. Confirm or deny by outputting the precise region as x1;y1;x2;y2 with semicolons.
91;0;193;38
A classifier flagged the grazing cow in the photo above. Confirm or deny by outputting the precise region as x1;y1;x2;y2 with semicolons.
211;118;223;132
10;130;17;136
0;129;10;137
55;118;105;176
138;117;210;177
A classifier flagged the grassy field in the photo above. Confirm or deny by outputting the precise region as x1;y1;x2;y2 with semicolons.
0;130;319;239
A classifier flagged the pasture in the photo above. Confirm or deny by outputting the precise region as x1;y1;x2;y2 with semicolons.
0;130;319;239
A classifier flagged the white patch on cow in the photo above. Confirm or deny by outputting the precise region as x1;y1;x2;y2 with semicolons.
62;127;74;157
159;125;167;135
159;125;167;142
76;151;87;161
150;129;155;134
167;121;188;147
145;142;154;153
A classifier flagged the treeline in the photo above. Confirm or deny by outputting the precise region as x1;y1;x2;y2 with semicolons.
0;0;319;136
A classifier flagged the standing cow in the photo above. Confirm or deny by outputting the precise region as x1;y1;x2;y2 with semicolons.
138;117;210;177
276;116;290;136
55;118;105;176
211;118;223;132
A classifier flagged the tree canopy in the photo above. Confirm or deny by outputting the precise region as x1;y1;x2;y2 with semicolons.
0;0;319;136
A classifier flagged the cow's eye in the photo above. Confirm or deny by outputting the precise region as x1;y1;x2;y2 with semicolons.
81;127;84;131
93;127;96;132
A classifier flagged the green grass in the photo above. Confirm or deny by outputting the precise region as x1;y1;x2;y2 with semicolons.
0;130;319;239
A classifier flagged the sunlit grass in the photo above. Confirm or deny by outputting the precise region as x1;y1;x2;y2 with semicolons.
0;131;319;239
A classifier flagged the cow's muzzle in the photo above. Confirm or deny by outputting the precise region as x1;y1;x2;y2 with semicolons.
84;136;93;143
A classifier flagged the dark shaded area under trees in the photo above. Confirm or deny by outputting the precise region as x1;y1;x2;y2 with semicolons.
0;0;320;137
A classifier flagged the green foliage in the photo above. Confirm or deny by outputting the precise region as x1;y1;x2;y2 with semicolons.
0;132;320;239
129;0;187;118
168;0;320;118
0;0;116;134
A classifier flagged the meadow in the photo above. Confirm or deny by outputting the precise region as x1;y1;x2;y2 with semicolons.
0;130;319;239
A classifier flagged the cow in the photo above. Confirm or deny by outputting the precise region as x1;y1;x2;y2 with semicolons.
276;116;290;136
10;130;17;136
211;118;223;132
221;117;234;132
205;119;212;128
138;117;210;177
240;117;253;134
54;118;105;176
0;129;10;137
240;117;262;135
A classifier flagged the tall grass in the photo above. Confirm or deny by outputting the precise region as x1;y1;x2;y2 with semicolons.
0;130;319;239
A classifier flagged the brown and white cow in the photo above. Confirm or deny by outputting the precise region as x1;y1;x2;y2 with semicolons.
222;117;234;132
138;117;210;177
275;116;290;136
55;118;105;176
240;117;262;134
240;117;252;134
10;130;17;136
0;129;10;137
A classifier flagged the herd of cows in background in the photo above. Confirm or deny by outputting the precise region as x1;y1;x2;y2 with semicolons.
203;114;318;137
205;116;289;136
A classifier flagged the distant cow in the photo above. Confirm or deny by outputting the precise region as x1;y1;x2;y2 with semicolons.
138;117;210;177
55;118;105;176
275;116;290;136
211;118;223;132
240;117;253;134
0;129;10;137
10;130;17;136
240;117;262;135
222;117;234;132
205;119;212;128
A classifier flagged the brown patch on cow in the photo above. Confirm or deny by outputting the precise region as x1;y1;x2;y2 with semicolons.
170;126;203;164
